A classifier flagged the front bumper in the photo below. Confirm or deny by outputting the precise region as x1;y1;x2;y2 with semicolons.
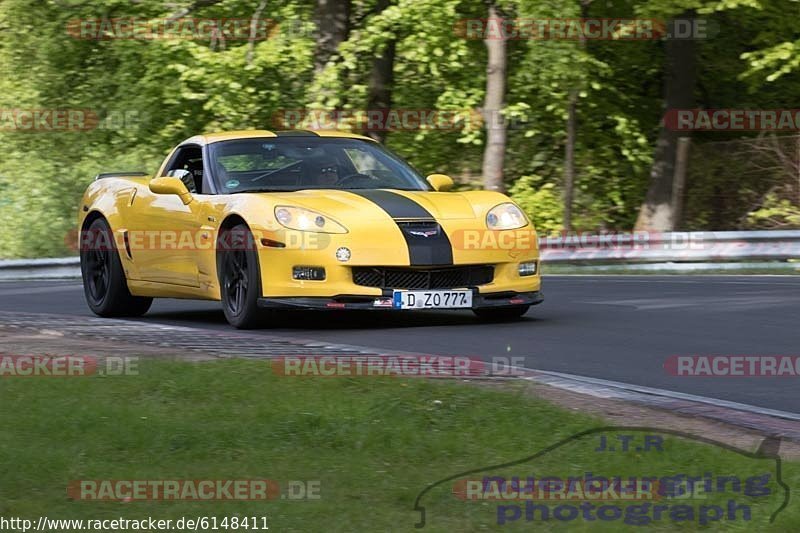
254;225;542;298
257;290;543;310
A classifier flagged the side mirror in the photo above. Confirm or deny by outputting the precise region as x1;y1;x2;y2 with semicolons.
426;173;454;192
149;176;193;205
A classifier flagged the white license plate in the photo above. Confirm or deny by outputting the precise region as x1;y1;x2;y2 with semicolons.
392;290;472;309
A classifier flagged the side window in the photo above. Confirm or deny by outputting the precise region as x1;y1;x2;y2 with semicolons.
165;146;204;194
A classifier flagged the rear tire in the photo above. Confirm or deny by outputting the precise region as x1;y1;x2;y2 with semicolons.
80;218;153;317
218;224;263;329
472;305;530;321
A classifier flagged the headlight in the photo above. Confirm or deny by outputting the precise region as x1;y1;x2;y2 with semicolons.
486;203;527;230
274;206;348;234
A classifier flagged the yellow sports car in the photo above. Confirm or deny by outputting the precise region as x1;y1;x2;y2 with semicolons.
78;130;542;328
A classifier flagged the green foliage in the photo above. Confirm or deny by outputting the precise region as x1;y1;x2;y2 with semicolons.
508;175;563;235
745;193;800;229
1;0;799;256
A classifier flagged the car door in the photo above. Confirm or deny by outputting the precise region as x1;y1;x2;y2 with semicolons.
130;145;207;287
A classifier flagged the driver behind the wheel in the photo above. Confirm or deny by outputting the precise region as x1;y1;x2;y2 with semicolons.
306;156;339;187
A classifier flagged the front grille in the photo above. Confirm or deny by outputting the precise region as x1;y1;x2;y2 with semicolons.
352;265;494;290
396;220;440;237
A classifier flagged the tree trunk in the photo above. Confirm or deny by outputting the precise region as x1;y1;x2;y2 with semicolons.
481;4;507;192
313;0;351;74
563;0;591;231
563;91;577;230
364;0;395;143
635;16;696;231
670;137;691;229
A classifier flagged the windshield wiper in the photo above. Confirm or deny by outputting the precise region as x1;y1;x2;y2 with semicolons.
251;161;302;181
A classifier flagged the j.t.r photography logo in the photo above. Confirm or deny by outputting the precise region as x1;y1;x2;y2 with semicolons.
413;427;789;528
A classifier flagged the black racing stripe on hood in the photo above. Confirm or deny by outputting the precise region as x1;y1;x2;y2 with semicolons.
348;189;430;219
348;190;454;266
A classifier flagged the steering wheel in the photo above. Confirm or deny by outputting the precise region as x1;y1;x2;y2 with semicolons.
336;173;378;187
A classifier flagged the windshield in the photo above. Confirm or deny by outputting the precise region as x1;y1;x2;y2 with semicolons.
208;137;431;193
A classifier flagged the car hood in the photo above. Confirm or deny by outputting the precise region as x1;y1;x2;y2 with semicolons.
260;188;500;223
236;188;532;267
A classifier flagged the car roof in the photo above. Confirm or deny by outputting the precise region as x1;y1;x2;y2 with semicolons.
180;129;377;146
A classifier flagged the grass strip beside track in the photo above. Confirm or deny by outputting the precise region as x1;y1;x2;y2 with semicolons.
0;359;797;531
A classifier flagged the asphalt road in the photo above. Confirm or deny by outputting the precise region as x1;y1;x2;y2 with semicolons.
1;275;798;413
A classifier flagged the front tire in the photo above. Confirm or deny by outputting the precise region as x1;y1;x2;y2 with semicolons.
472;305;530;321
80;218;153;317
218;224;263;329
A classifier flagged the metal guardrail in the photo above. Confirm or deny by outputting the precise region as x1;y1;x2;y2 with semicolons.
539;230;800;264
0;230;798;280
0;257;80;280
